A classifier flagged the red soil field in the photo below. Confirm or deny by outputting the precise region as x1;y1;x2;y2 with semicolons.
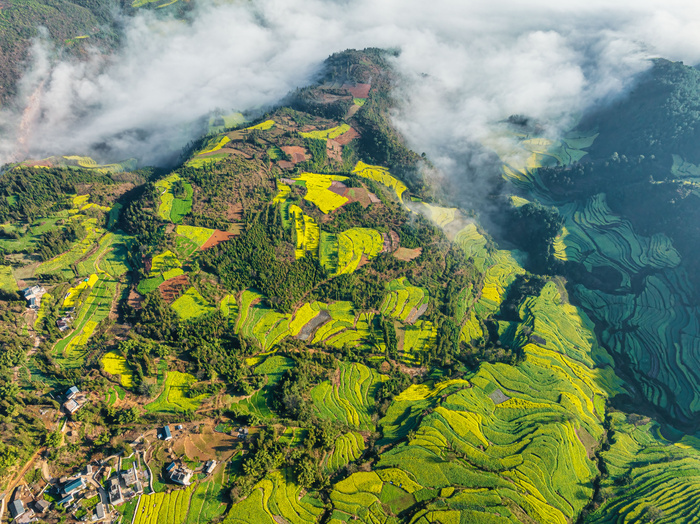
343;83;371;98
280;146;308;164
201;229;239;250
334;127;360;145
158;274;189;303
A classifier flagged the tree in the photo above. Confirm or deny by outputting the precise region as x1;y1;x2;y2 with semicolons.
44;430;63;449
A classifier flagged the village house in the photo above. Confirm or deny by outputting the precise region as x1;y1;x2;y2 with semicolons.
166;461;193;486
22;285;46;310
204;460;217;475
62;386;87;414
108;477;123;505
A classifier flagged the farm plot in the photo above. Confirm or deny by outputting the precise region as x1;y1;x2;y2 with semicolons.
145;371;208;414
555;194;680;287
63;273;99;308
329;469;419;523
155;174;180;220
101;350;134;388
36;217;105;279
133;484;195;524
223;468;323;524
54;277;116;368
291;172;349;214
325;431;365;472
335;228;383;275
352;161;408;202
150;250;182;277
185;464;228;523
399;320;436;366
272;181;291;204
311;301;356;345
239;356;294;419
311;362;387;431
238;301;291;351
380;277;429;322
0;265;17;292
289;205;320;259
418;203;458;228
300;124;351;140
176;225;215;248
172;287;216;321
155;174;194;223
584;411;700;524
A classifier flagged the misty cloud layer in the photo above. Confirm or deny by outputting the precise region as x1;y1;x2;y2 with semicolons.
4;0;700;170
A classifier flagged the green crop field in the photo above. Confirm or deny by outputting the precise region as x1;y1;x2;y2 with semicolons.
54;277;116;368
311;362;387;431
151;250;182;276
172;287;216;321
133;485;195;524
224;468;323;524
289;205;320;259
0;265;17;292
380;277;429;322
325;431;365;472
300;124;350;140
584;412;700;524
145;370;208;414
177;225;215;248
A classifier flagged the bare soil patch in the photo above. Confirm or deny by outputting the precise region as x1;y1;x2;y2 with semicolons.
393;247;423;262
127;289;144;309
201;230;239;250
281;146;308;164
343;83;371;98
334;126;360;145
158;274;189;303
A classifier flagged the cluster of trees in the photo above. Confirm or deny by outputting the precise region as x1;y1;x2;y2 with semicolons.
200;211;325;313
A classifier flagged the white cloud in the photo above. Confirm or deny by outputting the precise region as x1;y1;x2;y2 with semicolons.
3;0;700;168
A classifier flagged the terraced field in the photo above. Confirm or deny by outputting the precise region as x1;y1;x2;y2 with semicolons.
363;273;629;523
584;412;700;524
554;194;680;287
0;266;18;293
133;485;195;524
54;277;116;368
380;277;429;322
239;356;295;419
399;320;437;366
300;124;351;140
352;161;408;202
155;174;194;222
150;250;182;277
176;225;216;248
578;272;700;421
237;301;291;351
145;371;208;414
311;362;388;431
335;228;383;275
289;205;320;259
223;468;324;524
325;431;365;472
185;464;228;524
